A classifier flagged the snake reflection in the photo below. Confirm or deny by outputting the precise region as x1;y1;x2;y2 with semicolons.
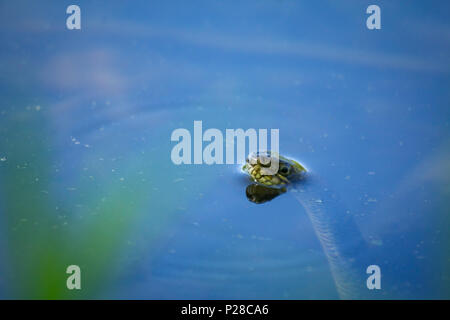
242;152;371;299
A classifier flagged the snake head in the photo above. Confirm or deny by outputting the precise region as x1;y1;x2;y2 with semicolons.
242;151;306;188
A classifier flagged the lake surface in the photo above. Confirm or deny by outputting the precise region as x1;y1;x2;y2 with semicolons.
0;0;449;299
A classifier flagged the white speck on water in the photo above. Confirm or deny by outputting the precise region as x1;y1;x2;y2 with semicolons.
345;175;351;180
35;105;41;111
173;178;184;183
0;157;6;162
119;177;124;181
368;171;376;175
251;235;271;241
71;136;81;145
315;199;323;203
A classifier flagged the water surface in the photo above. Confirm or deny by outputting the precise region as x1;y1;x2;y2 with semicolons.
0;0;449;299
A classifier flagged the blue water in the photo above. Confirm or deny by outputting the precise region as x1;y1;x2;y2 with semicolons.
0;0;449;299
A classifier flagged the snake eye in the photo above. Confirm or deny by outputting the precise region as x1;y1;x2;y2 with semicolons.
279;166;290;175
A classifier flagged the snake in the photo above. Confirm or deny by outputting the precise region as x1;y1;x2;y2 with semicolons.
242;151;374;299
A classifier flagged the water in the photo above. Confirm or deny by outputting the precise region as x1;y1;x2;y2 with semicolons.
0;0;449;299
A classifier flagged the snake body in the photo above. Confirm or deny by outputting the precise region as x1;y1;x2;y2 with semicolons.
243;151;371;299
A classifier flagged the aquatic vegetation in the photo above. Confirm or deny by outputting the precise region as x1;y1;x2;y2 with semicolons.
0;103;212;298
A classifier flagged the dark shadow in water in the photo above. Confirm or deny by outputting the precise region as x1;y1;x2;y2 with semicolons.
245;183;286;204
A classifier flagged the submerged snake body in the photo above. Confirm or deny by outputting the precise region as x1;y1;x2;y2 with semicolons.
243;152;371;299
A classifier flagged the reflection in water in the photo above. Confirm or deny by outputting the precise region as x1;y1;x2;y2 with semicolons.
245;184;286;204
243;175;372;299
